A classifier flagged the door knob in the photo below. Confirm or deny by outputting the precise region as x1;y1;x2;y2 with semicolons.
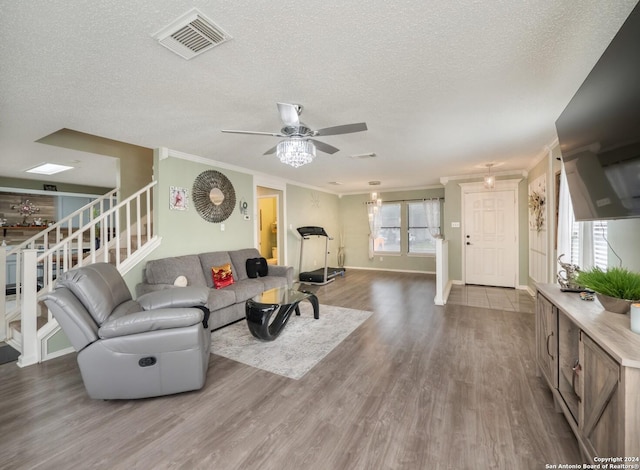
466;242;471;245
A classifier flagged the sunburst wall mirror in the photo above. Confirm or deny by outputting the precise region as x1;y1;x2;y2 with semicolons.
192;170;236;223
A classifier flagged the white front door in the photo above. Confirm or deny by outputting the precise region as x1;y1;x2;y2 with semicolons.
464;190;517;287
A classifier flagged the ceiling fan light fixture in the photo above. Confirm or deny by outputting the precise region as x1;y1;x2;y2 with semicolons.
277;139;316;168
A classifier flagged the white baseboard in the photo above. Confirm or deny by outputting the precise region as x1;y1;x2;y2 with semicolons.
517;285;535;297
343;266;436;275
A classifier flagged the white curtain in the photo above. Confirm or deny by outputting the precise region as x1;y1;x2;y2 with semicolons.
557;168;573;270
423;199;441;238
557;166;594;272
367;203;380;260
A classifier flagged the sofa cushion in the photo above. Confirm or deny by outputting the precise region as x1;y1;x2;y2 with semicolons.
145;255;207;287
227;279;265;302
228;248;261;281
206;289;236;311
198;252;233;288
212;263;235;289
55;263;133;325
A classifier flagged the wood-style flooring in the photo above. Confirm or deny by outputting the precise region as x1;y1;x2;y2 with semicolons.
0;270;581;469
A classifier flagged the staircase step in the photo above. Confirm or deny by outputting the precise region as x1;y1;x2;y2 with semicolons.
9;316;48;333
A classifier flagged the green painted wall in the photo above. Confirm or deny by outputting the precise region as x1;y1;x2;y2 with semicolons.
123;155;255;292
285;185;341;275
339;188;444;273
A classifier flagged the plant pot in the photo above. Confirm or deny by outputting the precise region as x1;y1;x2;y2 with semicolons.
596;293;634;314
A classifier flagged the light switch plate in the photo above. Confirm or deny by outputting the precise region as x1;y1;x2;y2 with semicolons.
451;222;460;228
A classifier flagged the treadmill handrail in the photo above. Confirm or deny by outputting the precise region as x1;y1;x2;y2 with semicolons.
296;226;329;237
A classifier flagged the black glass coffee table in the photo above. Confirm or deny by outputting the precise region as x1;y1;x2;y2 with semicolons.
245;287;319;341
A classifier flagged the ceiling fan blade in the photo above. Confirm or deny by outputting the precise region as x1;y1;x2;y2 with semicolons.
277;102;300;127
310;139;340;155
263;145;278;155
313;122;368;136
221;129;284;137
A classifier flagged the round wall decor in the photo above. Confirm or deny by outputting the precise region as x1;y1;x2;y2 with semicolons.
192;170;236;223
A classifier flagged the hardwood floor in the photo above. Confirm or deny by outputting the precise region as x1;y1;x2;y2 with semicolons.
0;270;581;469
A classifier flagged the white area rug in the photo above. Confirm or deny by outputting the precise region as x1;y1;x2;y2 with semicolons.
211;303;372;379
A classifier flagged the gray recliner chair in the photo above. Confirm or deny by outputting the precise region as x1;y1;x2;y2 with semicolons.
43;263;211;400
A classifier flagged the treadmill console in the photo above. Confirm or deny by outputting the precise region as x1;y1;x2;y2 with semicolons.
296;226;329;237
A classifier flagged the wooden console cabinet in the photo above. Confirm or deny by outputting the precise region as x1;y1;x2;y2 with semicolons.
536;284;640;461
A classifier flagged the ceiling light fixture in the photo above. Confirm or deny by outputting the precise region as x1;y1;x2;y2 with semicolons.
483;163;496;189
276;138;316;168
370;191;383;207
26;163;74;175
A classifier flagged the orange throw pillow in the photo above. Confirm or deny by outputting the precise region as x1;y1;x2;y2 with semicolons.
212;263;234;289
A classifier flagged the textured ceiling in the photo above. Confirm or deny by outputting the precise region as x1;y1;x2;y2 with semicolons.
0;0;637;193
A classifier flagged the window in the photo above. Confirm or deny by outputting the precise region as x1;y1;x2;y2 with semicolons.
593;222;609;269
373;203;401;253
559;169;608;271
568;220;608;270
408;201;440;254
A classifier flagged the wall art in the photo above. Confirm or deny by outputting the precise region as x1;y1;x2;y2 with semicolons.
192;170;236;223
169;186;188;211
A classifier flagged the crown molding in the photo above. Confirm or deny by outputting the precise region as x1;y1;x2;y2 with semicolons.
440;169;527;185
156;147;341;196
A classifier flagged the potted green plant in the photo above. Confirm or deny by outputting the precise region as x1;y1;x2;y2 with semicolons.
576;266;640;314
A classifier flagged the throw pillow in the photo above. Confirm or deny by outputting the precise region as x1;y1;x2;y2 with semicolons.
212;263;234;289
246;258;259;279
246;257;269;278
173;275;188;287
257;257;268;277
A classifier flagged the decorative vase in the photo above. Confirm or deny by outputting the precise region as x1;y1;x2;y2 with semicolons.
630;303;640;334
596;293;634;314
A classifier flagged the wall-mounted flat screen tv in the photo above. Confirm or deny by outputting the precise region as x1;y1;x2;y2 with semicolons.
555;2;640;221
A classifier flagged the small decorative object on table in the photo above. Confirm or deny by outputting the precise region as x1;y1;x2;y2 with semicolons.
631;303;640;334
580;291;594;301
576;266;640;314
557;254;582;291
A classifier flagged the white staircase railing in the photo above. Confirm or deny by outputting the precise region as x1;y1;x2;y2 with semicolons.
2;181;158;367
0;188;118;324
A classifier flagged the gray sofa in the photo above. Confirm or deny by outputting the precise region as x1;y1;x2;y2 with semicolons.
136;248;294;330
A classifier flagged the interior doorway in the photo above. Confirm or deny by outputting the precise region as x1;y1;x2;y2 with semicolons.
256;185;284;265
461;181;520;288
258;195;279;264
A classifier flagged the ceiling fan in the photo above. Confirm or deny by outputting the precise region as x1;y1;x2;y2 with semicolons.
221;103;367;161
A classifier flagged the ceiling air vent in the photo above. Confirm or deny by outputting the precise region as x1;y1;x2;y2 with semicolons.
153;8;231;60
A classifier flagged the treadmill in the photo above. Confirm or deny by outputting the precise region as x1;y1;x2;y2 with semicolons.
296;226;345;285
